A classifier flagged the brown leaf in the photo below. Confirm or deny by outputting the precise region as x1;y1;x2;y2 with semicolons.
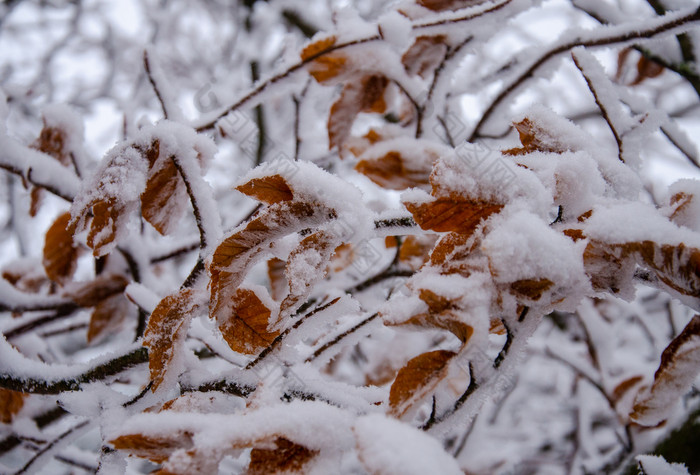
328;75;388;150
631;56;664;86
330;243;354;272
246;437;318;475
355;151;432;190
218;287;279;355
237;175;294;205
389;350;456;416
612;375;644;402
67;274;129;308
209;201;330;322
404;196;502;234
563;228;586;242
80;198;124;256
401;35;447;78
403;312;473;344
631;314;700;426
267;258;288;301
87;293;134;344
669;192;693;227
43;212;79;285
418;0;484;11
144;289;202;391
0;388;26;423
29;187;42;217
301;36;348;83
141;157;187;235
111;432;194;464
503;118;570;155
32;124;71;166
399;235;437;270
510;278;554;301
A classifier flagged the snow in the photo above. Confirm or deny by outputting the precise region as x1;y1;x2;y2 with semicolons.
636;455;690;475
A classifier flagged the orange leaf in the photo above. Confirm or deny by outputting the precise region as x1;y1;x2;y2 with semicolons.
82;198;124;256
300;35;347;83
236;175;294;205
631;56;664;85
328;75;388;150
330;243;354;272
401;35;447;78
267;258;287;301
0;388;26;423
503;118;570;155
43;212;79;285
66;274;129;308
141;157;187;235
32;124;71;166
631;315;700;426
246;437;318;475
111;432;193;464
398;235;437;270
355;151;432;190
404;196;502;234
389;350;456;416
280;230;336;317
87;293;135;344
510;278;554;301
218;287;279;355
144;289;202;391
612;375;644;402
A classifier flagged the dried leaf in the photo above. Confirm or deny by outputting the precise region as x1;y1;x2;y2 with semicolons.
563;228;586;242
418;0;484;11
356;151;431;190
631;314;700;426
328;75;388;150
510;278;554;301
80;198;124;257
236;175;294;205
32;124;71;166
141;157;187;235
111;432;193;464
399;235;437;270
29;187;42;217
669;191;693;227
66;274;129;308
330;243;354;272
246;437;318;475
301;36;348;83
403;312;473;344
612;375;644;402
401;35;447;78
631;56;664;85
503;118;570;155
218;287;279;355
144;289;202;391
87;293;134;344
0;388;26;423
404;196;502;234
389;350;456;416
267;258;288;301
43;212;79;285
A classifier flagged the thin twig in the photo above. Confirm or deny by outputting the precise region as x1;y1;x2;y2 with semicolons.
14;420;90;474
306;313;379;363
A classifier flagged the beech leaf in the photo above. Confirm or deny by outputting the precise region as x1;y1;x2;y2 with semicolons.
218;287;279;355
236;175;294;205
246;437;318;475
389;350;456;416
0;388;26;423
43;212;79;285
404;196;502;234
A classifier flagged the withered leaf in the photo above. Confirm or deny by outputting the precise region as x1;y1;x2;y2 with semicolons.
144;288;202;391
563;228;586;242
141;157;187;235
389;350;456;416
0;388;26;423
267;257;288;301
43;212;79;285
66;274;129;308
236;175;294;205
329;243;354;273
399;235;437;270
404;196;502;234
612;375;644;402
246;437;318;475
210;201;330;324
87;293;134;344
631;56;664;85
79;198;124;257
300;36;347;83
355;151;432;190
631;314;700;426
281;230;337;317
111;432;194;464
328;75;388;150
503;118;570;155
218;287;279;355
418;0;484;11
510;278;554;301
401;35;447;78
